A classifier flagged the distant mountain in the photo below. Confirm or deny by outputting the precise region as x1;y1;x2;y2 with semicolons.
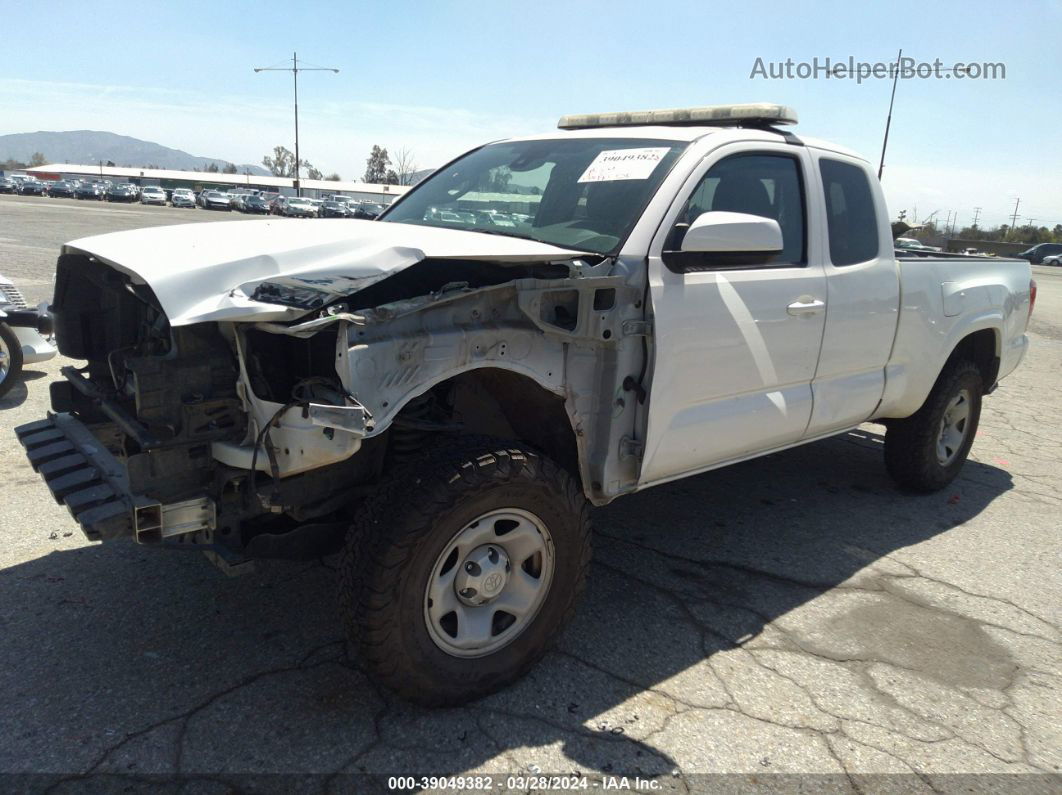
0;130;269;176
408;168;434;185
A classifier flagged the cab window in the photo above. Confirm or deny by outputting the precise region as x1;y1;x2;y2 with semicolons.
666;153;806;268
819;158;881;266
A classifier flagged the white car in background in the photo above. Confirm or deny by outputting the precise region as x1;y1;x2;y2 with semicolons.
140;186;167;206
1041;253;1062;266
0;275;56;398
171;188;196;208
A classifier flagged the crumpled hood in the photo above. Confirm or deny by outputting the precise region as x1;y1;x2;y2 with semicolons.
63;218;584;326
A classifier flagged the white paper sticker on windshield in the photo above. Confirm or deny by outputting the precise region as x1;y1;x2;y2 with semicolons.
577;147;670;183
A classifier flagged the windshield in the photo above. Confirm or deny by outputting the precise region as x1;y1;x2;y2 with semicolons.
381;137;688;254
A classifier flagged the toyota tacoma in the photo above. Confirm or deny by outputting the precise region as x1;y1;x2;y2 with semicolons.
15;104;1034;704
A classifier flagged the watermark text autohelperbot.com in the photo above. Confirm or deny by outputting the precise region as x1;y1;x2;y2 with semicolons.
750;57;1005;83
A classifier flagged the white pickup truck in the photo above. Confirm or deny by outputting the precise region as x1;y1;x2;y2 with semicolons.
16;104;1034;704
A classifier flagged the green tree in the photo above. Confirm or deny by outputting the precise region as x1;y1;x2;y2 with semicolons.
28;152;47;167
222;163;238;174
325;172;341;181
363;145;391;183
261;146;317;179
204;162;220;173
262;145;297;177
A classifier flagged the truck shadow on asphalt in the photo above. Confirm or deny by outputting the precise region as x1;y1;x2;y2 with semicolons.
0;368;49;410
0;428;1014;782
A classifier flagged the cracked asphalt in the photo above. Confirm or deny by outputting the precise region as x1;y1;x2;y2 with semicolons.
1;195;1059;792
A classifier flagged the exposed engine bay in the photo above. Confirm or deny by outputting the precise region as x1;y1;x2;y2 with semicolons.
22;241;646;564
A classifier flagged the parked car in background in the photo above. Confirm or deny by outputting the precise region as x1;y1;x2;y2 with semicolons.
1015;243;1062;264
75;182;104;200
1041;253;1062;266
17;179;47;196
241;194;271;214
320;200;350;218
48;180;76;198
0;177;16;194
171;188;196;208
894;237;941;253
106;184;137;203
352;202;385;219
0;273;56;399
198;191;232;211
140;186;167;205
280;196;317;218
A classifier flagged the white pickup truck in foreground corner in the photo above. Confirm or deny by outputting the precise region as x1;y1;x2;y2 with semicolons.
16;103;1034;704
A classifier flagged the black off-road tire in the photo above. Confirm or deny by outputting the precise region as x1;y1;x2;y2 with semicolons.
337;438;591;706
0;322;25;400
884;360;983;492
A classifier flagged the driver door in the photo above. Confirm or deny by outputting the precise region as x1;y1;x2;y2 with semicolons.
638;143;828;486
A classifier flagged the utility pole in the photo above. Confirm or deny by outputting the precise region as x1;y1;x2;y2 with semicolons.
878;48;903;180
1009;198;1021;239
972;207;982;228
254;52;338;196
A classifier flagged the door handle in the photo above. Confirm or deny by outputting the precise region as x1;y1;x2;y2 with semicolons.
787;298;825;316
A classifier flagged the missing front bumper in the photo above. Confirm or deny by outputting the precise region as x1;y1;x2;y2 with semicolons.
15;414;215;544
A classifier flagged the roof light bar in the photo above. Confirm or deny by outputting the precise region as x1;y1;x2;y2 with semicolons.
557;103;798;130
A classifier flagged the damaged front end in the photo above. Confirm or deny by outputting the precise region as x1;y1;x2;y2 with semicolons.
18;236;645;563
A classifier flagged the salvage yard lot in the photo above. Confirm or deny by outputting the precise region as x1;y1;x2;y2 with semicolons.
1;193;1059;788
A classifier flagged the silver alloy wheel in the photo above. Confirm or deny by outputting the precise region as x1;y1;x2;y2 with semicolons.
0;331;10;384
936;388;971;465
424;508;555;658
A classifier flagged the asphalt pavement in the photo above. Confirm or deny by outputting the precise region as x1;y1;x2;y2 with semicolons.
1;194;1059;792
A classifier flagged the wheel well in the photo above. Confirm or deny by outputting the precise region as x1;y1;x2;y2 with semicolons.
391;369;581;487
948;329;999;388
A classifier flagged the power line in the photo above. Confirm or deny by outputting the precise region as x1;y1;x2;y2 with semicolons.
254;52;339;196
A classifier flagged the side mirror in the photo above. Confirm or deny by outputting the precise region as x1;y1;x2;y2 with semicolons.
680;211;783;255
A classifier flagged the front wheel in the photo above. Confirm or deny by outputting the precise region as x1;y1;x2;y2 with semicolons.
884;360;983;492
0;322;25;399
337;439;591;705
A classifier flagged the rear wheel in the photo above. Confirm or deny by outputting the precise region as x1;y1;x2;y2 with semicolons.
884;360;983;492
337;438;591;705
0;323;25;399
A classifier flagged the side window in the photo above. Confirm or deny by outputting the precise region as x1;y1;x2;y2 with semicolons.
819;158;881;266
666;153;806;268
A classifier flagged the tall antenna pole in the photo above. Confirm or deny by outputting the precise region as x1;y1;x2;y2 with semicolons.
254;52;338;197
1008;197;1021;239
878;49;903;180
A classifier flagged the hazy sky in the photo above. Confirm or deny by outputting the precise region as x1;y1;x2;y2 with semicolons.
4;0;1060;229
